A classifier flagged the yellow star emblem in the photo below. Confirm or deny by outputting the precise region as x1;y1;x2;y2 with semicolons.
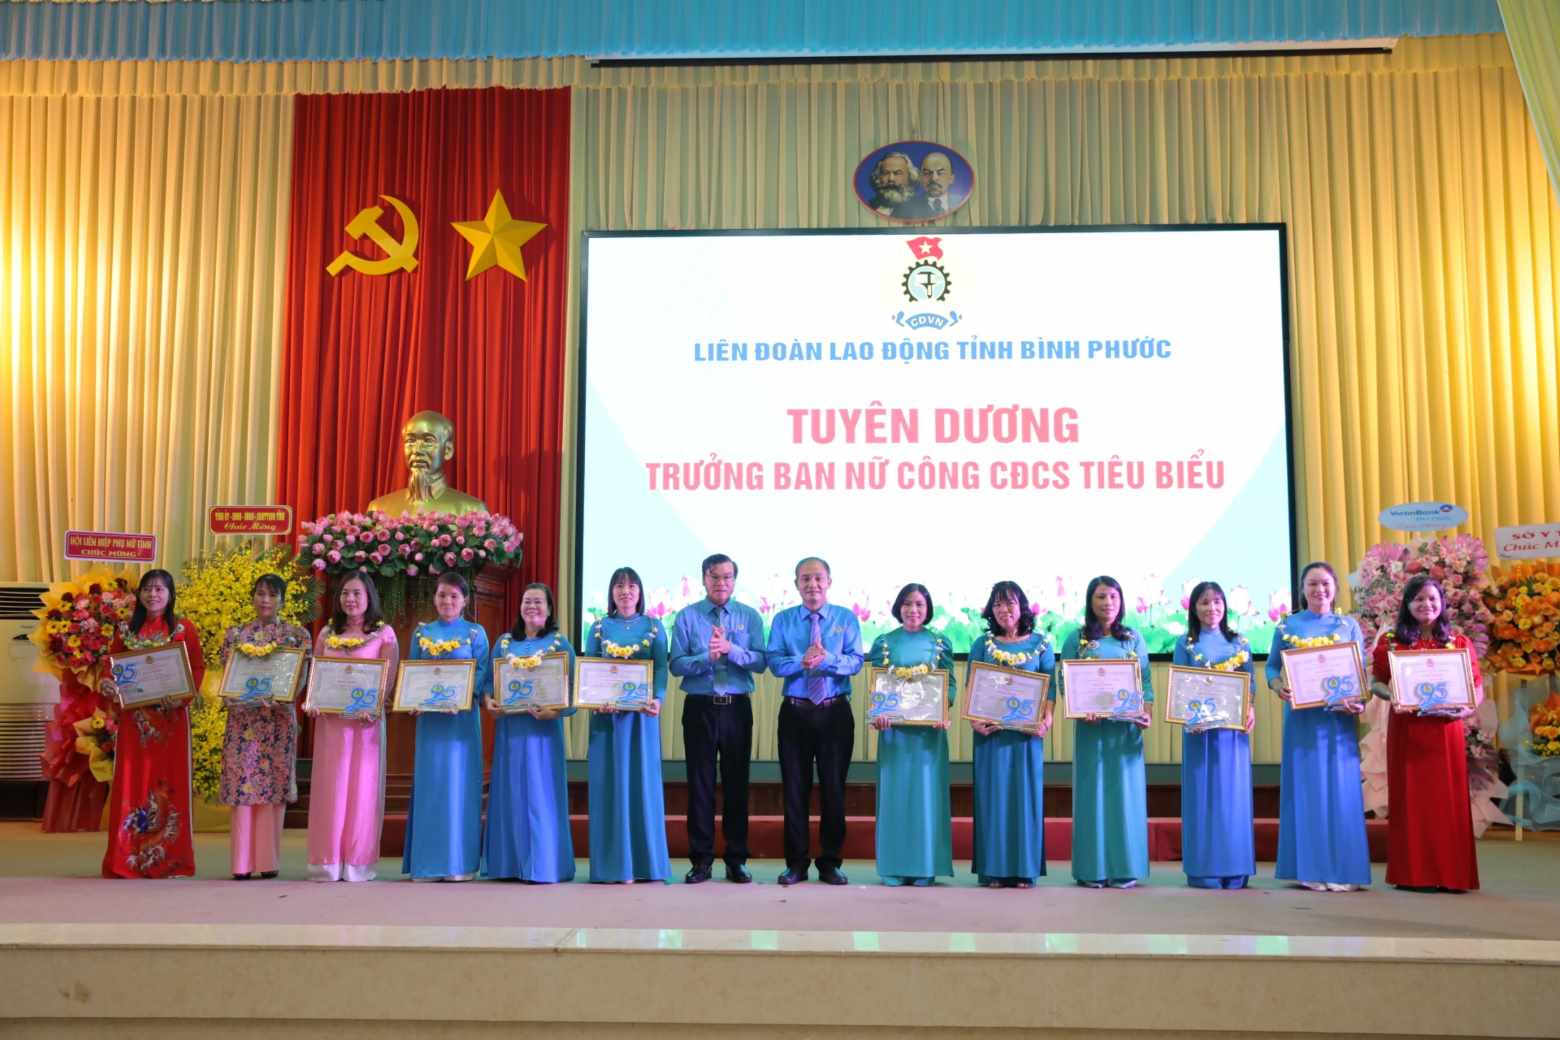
451;189;546;281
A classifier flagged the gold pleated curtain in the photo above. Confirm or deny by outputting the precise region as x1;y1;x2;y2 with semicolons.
3;38;1557;765
0;89;293;579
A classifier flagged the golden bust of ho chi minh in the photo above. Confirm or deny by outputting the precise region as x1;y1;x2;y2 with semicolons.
368;410;489;517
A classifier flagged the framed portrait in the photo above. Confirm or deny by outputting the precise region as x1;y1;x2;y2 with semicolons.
853;140;975;224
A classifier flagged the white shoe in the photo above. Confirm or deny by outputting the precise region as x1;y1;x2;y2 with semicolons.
1325;882;1359;892
1300;881;1327;892
309;863;342;883
1108;879;1138;889
344;863;377;883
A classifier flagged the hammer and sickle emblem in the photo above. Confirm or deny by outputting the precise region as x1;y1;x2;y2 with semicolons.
326;194;420;277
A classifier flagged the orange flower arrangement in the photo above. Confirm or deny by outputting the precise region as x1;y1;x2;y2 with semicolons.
1482;562;1560;675
1527;693;1560;759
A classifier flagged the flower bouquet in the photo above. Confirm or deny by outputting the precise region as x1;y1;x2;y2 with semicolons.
1482;562;1560;676
71;708;118;784
32;570;137;792
1527;693;1560;758
30;569;137;681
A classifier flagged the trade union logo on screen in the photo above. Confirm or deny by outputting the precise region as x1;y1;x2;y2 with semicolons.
892;235;963;332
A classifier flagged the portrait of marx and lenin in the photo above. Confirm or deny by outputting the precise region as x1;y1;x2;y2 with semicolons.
854;141;974;223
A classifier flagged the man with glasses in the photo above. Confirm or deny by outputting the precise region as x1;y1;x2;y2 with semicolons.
669;553;767;884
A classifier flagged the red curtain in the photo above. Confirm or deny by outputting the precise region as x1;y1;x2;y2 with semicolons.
277;87;570;597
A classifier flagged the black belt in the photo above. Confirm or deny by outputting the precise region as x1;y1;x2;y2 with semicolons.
693;693;740;706
785;695;839;707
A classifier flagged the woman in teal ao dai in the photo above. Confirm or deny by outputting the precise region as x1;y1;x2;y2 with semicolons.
1170;581;1256;889
967;581;1056;888
1056;576;1153;888
403;571;491;881
867;583;955;886
1264;561;1371;891
484;583;576;883
583;566;671;883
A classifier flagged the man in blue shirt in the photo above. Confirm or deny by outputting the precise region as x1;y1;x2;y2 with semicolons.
766;556;863;885
669;553;767;885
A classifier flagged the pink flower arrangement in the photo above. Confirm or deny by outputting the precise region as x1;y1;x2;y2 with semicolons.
1352;536;1492;655
298;510;523;581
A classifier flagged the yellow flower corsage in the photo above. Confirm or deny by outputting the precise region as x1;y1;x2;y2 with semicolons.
602;640;639;659
1282;633;1340;649
418;635;464;657
507;653;544;670
1210;651;1250;672
326;634;367;651
989;645;1037;667
238;641;277;658
890;663;931;680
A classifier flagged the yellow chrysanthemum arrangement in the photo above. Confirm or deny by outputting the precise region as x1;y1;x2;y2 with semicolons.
1483;563;1560;676
1526;694;1560;759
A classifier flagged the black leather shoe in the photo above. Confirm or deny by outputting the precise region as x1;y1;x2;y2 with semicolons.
258;871;279;880
684;865;713;884
817;866;849;886
777;867;807;886
725;864;753;884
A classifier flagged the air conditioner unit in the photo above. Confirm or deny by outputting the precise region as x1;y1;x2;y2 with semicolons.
0;583;58;781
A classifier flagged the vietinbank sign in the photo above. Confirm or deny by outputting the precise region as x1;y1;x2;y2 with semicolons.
1380;501;1469;532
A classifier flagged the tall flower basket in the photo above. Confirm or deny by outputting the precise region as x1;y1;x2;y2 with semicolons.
31;570;138;832
1486;562;1560;830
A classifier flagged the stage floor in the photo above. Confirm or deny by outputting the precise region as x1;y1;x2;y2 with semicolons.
2;823;1559;939
3;824;1558;1038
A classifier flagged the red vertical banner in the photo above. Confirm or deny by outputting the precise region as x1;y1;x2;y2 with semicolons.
276;87;570;595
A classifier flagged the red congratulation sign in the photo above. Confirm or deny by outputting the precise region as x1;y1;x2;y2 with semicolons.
64;530;158;563
209;505;294;535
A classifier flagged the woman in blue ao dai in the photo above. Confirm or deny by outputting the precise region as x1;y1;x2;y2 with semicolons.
484;582;576;882
1170;581;1256;889
583;566;671;883
967;581;1055;888
1264;561;1371;892
403;571;491;881
1056;576;1153;888
867;583;955;886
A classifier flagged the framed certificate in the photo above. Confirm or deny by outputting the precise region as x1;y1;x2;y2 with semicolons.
218;646;307;704
865;667;950;726
1387;647;1476;712
1164;665;1249;729
574;657;654;711
494;653;571;712
393;659;477;713
1059;659;1143;719
961;661;1049;734
1280;642;1366;710
305;655;389;716
109;644;196;707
